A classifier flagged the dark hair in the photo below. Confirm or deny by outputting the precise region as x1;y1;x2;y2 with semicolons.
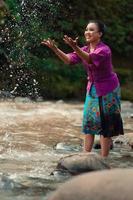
88;20;107;37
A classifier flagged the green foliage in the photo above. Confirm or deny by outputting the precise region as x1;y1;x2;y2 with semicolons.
115;68;133;101
0;0;133;99
121;85;133;102
115;68;133;84
35;62;86;100
0;0;7;21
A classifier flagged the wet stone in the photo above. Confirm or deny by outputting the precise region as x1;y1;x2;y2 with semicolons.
48;169;133;200
0;100;132;199
51;170;71;181
53;152;110;176
130;114;133;118
0;91;14;99
54;142;82;153
14;97;32;103
113;135;128;146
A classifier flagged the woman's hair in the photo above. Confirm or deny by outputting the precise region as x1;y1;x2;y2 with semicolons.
88;20;107;37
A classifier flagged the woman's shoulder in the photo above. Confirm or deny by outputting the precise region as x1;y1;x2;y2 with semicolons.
100;42;111;50
96;42;111;54
80;42;111;55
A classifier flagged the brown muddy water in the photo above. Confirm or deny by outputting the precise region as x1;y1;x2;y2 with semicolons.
0;100;132;200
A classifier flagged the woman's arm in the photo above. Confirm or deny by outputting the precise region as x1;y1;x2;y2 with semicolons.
63;35;92;64
41;38;71;64
72;45;92;64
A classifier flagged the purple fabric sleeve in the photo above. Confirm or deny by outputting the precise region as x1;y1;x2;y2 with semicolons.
67;46;88;65
67;51;81;65
89;48;108;68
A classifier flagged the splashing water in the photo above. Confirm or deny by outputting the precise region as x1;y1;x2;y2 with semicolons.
0;100;132;199
0;0;63;99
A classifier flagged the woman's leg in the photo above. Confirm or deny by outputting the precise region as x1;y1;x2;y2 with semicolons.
100;135;112;157
83;134;95;152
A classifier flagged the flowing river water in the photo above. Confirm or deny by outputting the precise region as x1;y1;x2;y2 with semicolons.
0;99;133;200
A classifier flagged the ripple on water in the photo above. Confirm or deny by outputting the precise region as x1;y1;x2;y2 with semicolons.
0;101;132;199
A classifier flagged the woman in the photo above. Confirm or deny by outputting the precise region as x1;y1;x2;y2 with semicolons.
41;20;124;157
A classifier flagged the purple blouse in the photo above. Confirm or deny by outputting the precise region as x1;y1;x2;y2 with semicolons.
67;41;119;96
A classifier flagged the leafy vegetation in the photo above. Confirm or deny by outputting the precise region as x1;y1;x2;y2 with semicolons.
0;0;133;100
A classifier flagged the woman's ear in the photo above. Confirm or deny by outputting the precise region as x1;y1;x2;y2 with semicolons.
99;32;103;38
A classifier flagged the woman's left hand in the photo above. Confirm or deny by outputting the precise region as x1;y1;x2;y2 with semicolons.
63;35;79;49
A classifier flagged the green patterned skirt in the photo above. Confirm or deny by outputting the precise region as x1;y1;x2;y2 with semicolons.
82;84;124;137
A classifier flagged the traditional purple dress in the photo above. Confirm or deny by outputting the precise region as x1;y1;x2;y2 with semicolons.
67;41;124;137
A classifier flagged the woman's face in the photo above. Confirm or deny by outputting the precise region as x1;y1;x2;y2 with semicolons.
84;22;102;43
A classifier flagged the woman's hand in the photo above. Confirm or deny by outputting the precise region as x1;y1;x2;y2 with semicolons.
63;35;79;49
41;38;57;50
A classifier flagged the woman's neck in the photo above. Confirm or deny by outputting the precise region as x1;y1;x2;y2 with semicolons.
89;39;101;50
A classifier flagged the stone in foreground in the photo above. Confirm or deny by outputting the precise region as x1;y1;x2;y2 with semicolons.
54;152;110;175
49;168;133;200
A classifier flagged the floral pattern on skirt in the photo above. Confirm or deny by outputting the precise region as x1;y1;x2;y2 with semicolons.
82;84;124;137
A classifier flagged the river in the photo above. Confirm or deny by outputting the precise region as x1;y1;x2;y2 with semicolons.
0;99;132;199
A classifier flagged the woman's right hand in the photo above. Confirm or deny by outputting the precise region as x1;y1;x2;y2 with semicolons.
41;38;57;50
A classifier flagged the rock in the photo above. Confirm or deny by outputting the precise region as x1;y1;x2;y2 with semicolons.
56;100;64;104
36;96;44;102
55;143;82;153
113;135;128;146
48;169;133;200
124;123;133;131
0;90;14;99
113;133;133;149
130;114;133;118
53;152;110;176
0;174;25;190
121;101;133;118
126;133;133;149
55;143;73;151
14;97;32;103
51;170;71;181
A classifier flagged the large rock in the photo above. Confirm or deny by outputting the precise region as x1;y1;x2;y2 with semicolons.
48;169;133;200
113;133;133;149
126;132;133;148
53;152;110;175
113;135;129;146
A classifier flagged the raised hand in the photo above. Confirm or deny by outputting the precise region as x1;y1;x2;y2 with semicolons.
41;38;57;50
63;35;79;48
